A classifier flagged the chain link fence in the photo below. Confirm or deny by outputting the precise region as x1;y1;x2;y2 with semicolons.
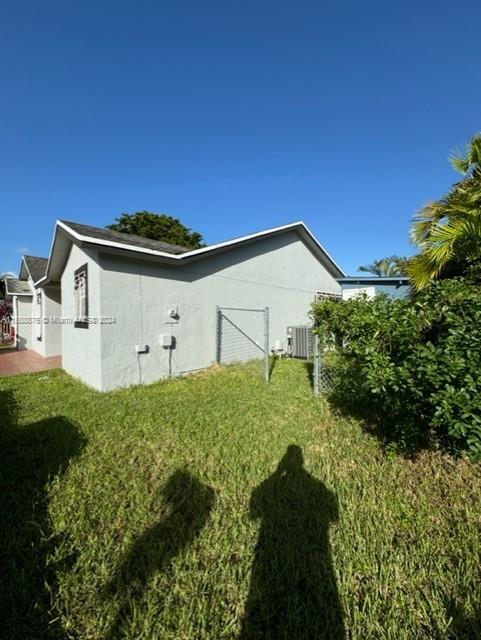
214;307;332;393
216;306;270;383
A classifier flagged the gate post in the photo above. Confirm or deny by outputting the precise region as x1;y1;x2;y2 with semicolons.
216;306;222;364
264;306;270;383
313;330;320;397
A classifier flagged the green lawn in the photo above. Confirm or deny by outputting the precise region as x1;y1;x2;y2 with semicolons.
1;360;480;639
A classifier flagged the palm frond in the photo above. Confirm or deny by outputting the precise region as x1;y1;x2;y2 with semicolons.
409;134;481;288
450;145;471;175
450;134;481;177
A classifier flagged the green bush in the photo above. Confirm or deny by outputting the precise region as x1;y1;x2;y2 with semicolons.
312;279;481;460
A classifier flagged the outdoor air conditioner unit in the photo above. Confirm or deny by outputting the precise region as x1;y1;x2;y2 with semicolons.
286;326;314;359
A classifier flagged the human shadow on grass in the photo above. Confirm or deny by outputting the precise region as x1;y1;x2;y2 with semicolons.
240;445;345;640
0;389;87;640
104;469;215;639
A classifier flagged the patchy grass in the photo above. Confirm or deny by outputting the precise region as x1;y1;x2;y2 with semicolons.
0;360;480;639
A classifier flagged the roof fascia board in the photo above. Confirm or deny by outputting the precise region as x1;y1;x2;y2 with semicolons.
179;221;305;258
57;220;180;260
337;277;410;283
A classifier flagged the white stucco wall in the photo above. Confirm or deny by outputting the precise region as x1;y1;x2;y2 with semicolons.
93;231;341;391
61;244;102;388
15;296;33;350
29;285;62;357
43;286;62;356
12;276;36;350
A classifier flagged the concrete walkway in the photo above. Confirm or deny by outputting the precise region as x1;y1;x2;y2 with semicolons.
0;349;62;377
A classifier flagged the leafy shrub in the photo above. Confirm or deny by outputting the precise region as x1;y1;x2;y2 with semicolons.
312;279;481;460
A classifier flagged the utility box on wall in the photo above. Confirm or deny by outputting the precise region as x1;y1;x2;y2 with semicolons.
160;333;174;348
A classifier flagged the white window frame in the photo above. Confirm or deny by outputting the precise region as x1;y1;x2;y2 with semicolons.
36;291;42;341
315;291;342;301
74;264;89;328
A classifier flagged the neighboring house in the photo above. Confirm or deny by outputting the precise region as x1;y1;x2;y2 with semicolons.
4;277;32;348
4;219;341;391
4;255;62;355
337;276;410;300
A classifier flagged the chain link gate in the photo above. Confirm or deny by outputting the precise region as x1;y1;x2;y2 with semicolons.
216;306;270;383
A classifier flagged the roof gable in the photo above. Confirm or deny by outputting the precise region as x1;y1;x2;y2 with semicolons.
19;255;48;283
43;219;345;283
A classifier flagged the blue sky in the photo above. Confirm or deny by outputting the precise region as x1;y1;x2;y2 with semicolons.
1;0;481;276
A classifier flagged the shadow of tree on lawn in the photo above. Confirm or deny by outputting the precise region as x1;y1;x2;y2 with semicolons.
0;389;87;639
240;445;345;640
104;469;215;639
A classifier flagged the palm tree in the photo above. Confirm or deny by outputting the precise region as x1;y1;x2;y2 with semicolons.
450;134;481;178
408;133;481;289
358;256;408;277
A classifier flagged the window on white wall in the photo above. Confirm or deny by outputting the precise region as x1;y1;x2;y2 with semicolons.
74;264;89;328
36;291;42;341
315;291;342;301
342;286;376;300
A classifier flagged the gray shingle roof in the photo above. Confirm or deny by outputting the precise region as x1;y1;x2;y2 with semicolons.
5;278;33;295
23;255;49;282
60;220;190;255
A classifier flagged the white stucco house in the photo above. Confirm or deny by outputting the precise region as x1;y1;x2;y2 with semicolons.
5;255;61;356
4;220;344;391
